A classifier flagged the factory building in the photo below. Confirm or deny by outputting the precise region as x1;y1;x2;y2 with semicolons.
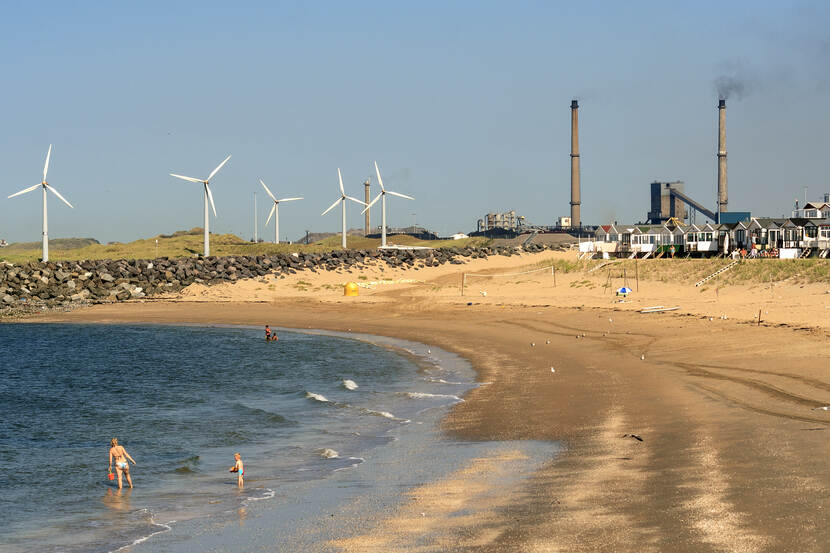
477;210;523;232
647;181;688;224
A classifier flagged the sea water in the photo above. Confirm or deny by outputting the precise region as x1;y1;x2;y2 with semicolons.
0;324;556;553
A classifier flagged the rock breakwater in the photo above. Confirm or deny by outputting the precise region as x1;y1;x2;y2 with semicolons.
0;244;557;313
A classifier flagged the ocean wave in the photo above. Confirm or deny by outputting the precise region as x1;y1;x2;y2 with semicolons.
404;392;464;402
333;457;365;472
111;510;174;553
423;377;466;385
361;408;410;423
305;392;330;403
231;403;290;423
341;379;359;390
244;488;276;503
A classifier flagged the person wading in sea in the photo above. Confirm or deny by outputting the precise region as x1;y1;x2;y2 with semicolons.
108;438;136;489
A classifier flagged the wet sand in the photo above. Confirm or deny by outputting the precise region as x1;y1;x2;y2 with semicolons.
32;254;830;552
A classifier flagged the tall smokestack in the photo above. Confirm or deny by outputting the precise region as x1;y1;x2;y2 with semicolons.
717;99;727;216
570;99;581;227
364;178;371;235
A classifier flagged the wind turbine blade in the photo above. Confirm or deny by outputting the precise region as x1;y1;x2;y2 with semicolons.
277;197;303;202
43;144;52;181
46;185;74;208
8;183;42;198
387;190;414;200
337;168;344;195
170;173;204;183
345;195;367;206
374;161;385;191
207;154;231;181
321;197;341;216
265;204;276;225
206;184;217;217
259;179;277;202
361;193;382;214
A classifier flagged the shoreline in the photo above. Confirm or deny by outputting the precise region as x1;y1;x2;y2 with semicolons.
16;247;830;551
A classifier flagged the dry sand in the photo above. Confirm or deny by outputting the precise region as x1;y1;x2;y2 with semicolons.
34;250;830;552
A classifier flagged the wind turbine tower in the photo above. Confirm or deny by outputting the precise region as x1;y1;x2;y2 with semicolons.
321;168;367;249
7;144;74;262
170;155;231;257
260;179;302;244
363;161;414;248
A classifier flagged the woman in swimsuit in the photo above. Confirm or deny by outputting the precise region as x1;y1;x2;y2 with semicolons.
108;438;136;489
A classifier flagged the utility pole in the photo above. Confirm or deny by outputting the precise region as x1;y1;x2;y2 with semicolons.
305;230;309;245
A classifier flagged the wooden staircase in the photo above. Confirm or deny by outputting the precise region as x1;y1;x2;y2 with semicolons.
695;260;739;287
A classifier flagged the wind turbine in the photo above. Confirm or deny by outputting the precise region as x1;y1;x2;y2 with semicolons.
362;161;414;247
321;169;366;249
170;155;231;257
260;179;302;244
8;144;74;262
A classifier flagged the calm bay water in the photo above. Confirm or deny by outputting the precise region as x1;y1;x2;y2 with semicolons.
0;323;490;553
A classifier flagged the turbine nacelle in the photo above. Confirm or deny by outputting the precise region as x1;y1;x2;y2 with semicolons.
361;161;413;214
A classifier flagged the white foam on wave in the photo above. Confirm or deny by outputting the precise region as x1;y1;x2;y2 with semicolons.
244;488;276;503
334;457;365;472
111;510;174;553
363;408;410;423
405;392;464;402
424;377;465;385
305;392;329;403
320;448;340;459
342;379;359;390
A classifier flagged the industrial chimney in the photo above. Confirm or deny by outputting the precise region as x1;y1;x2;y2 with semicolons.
717;99;728;216
363;178;371;235
570;100;581;227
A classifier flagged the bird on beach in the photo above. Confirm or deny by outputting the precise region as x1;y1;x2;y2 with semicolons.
622;434;643;442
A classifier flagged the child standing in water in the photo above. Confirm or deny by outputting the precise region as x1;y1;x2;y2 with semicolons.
229;453;244;487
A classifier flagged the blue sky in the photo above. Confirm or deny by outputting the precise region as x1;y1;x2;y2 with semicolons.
1;1;828;243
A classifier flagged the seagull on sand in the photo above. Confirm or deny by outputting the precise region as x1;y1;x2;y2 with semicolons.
622;434;643;442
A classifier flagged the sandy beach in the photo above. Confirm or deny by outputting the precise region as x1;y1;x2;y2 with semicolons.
34;251;830;552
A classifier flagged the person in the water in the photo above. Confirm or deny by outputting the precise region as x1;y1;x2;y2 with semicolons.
265;325;271;341
229;452;244;487
108;438;136;489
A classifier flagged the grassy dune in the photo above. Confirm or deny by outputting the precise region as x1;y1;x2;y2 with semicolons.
535;256;830;285
0;229;490;264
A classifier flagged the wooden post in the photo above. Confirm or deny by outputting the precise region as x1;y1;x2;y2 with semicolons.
757;308;762;326
553;266;557;287
635;259;639;292
461;273;465;296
